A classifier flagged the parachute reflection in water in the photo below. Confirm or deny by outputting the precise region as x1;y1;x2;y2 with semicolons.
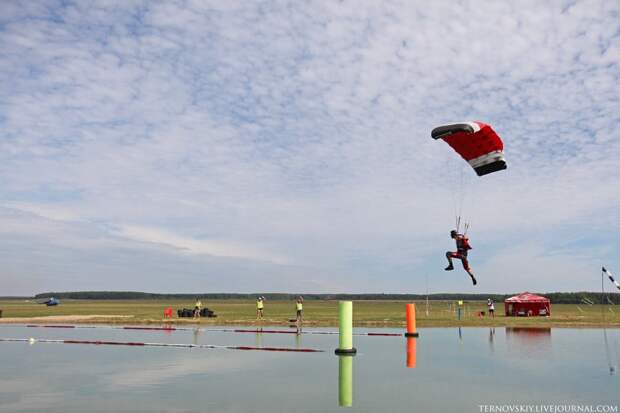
431;121;507;176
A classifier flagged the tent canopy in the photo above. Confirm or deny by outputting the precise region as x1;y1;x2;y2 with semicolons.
505;292;549;303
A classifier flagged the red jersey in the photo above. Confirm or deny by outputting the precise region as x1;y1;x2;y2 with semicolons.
456;235;472;252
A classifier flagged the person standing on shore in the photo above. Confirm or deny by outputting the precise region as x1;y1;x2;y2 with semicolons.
256;296;265;320
295;296;304;323
194;298;202;319
487;299;495;318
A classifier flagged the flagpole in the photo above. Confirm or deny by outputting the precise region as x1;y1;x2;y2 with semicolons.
601;267;605;306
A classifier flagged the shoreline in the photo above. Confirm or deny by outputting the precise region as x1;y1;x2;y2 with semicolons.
1;315;619;329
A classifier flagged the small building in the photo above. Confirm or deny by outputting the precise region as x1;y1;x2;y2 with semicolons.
504;292;550;317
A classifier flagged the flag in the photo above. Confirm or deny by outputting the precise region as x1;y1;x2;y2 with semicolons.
603;267;620;291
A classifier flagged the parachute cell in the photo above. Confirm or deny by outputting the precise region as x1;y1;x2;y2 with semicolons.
431;121;507;176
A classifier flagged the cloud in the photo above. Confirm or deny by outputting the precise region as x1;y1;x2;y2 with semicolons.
115;225;288;264
0;0;619;294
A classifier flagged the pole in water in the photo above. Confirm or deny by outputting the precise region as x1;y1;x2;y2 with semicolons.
406;337;417;368
404;303;419;337
338;355;353;407
335;301;356;355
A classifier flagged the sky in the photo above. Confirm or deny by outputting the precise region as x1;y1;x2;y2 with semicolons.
0;0;619;296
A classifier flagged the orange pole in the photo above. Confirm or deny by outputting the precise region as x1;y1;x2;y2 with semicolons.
406;337;417;368
405;303;419;337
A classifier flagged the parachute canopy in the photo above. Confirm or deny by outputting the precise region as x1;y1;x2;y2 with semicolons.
431;121;507;176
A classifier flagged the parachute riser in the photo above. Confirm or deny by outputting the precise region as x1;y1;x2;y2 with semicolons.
455;217;471;236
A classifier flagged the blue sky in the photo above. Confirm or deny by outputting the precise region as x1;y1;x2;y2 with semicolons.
1;1;619;295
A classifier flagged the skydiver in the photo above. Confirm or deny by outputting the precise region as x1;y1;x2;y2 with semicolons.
445;230;477;285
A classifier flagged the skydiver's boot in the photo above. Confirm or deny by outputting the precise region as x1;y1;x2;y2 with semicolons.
445;252;454;270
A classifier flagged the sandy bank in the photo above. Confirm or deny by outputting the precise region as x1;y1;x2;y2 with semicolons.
0;315;134;323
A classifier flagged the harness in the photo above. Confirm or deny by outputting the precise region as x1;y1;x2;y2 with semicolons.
456;236;472;252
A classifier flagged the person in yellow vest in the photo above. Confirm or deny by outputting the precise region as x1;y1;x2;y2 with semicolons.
194;298;202;319
256;296;265;320
295;296;304;323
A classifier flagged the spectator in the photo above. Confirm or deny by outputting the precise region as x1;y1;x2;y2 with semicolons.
487;299;495;318
256;296;264;320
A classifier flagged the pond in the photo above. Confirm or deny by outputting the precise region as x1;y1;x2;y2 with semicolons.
0;325;618;412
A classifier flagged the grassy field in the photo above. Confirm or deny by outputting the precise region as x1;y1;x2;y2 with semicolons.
0;299;619;328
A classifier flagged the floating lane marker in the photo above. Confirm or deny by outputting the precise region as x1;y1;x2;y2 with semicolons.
0;338;325;353
14;325;401;337
229;329;401;337
122;326;179;331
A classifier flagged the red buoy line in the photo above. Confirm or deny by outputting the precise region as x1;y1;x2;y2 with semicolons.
10;324;402;337
0;337;325;353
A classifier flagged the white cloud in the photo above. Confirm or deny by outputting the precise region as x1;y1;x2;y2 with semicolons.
0;0;618;294
116;225;288;264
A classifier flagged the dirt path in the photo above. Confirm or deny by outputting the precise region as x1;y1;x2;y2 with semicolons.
0;315;134;323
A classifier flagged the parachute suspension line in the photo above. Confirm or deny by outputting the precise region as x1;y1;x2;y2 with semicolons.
444;144;474;234
457;162;465;229
451;158;468;233
431;121;507;235
455;161;471;234
446;152;462;232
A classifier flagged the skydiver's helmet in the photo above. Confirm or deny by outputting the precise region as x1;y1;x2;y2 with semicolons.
450;230;457;238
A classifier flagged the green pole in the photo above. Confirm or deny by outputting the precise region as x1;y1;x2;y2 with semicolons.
335;301;356;354
338;355;353;407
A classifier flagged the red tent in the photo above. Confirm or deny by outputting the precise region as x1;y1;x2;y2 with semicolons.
504;292;550;317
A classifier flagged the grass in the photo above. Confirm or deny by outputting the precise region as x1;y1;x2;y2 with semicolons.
0;299;619;328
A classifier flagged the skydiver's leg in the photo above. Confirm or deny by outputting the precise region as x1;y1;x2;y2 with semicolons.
461;257;477;285
445;252;455;271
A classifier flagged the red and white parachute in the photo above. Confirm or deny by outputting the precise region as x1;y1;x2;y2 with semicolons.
431;121;507;176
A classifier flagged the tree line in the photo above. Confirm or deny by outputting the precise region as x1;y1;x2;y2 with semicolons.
32;291;618;304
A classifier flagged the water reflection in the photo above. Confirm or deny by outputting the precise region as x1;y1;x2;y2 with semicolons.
489;327;496;354
505;327;552;358
505;327;551;341
295;330;302;348
192;327;201;345
1;326;617;413
603;329;618;375
338;355;353;407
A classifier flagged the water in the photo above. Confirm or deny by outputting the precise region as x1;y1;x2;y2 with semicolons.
0;326;618;412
